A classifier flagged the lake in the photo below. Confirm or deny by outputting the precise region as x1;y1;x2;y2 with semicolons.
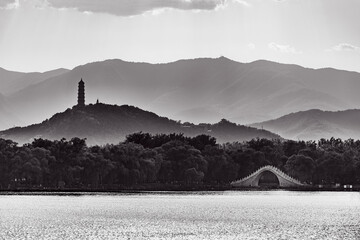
0;191;359;239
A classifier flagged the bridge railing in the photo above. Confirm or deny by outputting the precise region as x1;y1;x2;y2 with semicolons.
268;166;303;185
231;167;263;184
231;165;304;185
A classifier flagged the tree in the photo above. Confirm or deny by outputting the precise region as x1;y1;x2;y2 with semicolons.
158;141;207;183
283;140;307;157
203;145;237;183
228;148;267;179
44;138;87;187
0;139;18;188
82;146;114;187
185;168;204;183
316;151;345;184
285;154;315;182
189;134;217;151
125;132;152;148
10;147;52;186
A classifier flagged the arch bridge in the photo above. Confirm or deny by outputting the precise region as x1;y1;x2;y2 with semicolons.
231;165;306;188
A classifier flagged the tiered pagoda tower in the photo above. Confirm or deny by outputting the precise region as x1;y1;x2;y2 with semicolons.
77;79;85;107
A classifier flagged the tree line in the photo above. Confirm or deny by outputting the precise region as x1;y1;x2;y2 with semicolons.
0;133;360;189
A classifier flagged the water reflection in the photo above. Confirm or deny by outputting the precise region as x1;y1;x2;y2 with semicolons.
0;191;359;239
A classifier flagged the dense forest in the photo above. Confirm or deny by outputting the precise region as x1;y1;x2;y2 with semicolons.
1;133;360;190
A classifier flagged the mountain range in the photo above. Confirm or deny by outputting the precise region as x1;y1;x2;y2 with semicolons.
1;57;360;131
0;103;279;145
0;67;70;129
251;109;360;141
1;57;360;141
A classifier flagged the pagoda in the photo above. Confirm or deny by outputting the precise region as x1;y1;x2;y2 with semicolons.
77;79;85;107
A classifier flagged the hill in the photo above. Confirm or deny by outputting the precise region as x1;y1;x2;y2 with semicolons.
0;92;21;129
0;67;70;129
2;57;360;131
0;67;69;95
0;103;279;145
0;67;27;95
251;109;360;140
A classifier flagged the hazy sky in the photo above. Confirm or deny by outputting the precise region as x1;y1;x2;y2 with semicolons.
0;0;359;72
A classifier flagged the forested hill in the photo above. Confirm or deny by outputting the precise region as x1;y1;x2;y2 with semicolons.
0;103;279;145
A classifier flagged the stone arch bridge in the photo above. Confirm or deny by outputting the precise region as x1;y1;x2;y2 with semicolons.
231;165;306;188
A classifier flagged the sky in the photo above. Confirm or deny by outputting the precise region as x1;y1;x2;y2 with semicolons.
0;0;359;73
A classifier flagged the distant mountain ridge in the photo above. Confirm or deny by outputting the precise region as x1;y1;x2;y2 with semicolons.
0;103;280;145
0;67;69;96
251;109;360;140
0;67;70;129
1;57;360;133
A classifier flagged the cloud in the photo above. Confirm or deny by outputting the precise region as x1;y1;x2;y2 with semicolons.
0;0;19;9
329;43;360;52
268;42;302;54
232;0;250;6
46;0;227;16
0;0;13;7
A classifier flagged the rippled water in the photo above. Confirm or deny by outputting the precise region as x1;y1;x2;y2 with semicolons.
0;191;359;239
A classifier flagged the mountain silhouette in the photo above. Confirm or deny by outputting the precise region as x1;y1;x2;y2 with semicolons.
1;57;360;132
0;103;279;145
0;67;69;96
251;109;360;140
0;67;70;129
0;93;20;129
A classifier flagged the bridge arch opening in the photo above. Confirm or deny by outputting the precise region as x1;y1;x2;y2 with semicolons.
258;170;280;187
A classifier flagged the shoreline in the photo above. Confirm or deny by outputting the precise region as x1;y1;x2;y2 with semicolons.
0;186;358;195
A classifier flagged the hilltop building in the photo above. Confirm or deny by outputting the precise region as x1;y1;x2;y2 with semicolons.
77;79;85;107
